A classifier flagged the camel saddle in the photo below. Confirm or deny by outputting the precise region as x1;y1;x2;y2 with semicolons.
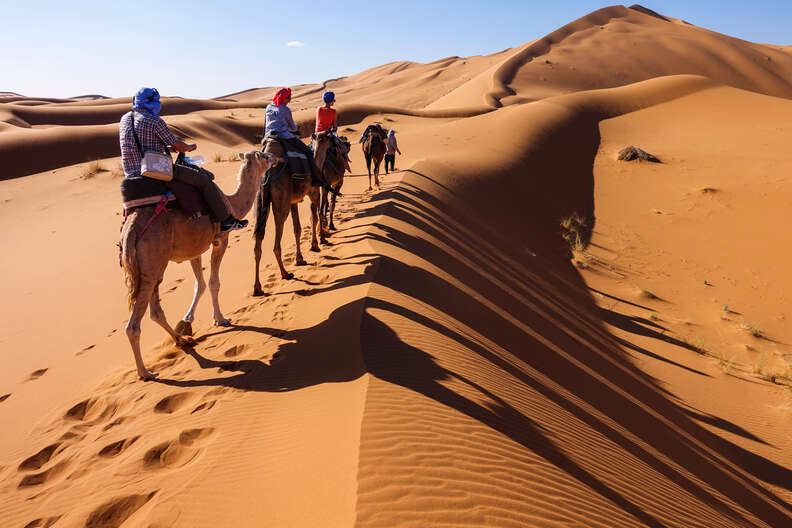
120;162;212;218
261;135;311;182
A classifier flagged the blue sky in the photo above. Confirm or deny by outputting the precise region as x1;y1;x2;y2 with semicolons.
1;1;789;99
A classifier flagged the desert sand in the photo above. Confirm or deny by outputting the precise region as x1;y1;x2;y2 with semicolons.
1;4;791;527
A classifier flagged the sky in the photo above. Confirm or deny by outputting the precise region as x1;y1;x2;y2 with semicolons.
1;0;790;99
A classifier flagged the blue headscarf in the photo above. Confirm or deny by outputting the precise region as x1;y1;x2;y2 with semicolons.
133;87;161;115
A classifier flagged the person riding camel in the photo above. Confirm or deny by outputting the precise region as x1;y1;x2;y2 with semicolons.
119;87;247;232
357;122;387;145
315;91;351;173
264;87;330;189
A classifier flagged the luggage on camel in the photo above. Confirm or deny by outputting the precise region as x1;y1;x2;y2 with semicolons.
119;153;215;219
261;135;312;181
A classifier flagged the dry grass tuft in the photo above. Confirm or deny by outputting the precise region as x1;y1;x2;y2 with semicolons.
740;321;763;338
212;152;223;163
560;213;587;252
110;163;124;178
640;288;658;300
226;153;239;162
699;187;718;194
684;336;706;354
618;146;661;163
81;160;107;179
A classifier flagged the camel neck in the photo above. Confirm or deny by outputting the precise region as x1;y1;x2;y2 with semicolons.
225;163;259;218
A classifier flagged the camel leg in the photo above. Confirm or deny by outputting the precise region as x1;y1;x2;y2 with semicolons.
151;282;195;347
329;181;341;231
273;203;293;279
126;279;158;381
374;158;381;189
365;153;372;191
311;194;323;250
176;257;206;335
208;237;231;326
253;233;265;296
291;203;307;265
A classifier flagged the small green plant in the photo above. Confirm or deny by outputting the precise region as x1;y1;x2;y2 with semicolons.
719;352;735;374
649;313;661;322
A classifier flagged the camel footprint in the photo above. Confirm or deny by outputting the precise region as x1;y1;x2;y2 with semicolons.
22;515;62;528
153;392;195;414
99;436;141;458
141;428;215;471
85;492;157;528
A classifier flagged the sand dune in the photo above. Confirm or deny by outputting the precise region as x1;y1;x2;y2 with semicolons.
2;4;792;527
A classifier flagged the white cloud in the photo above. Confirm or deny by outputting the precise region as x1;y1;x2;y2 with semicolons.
286;41;305;48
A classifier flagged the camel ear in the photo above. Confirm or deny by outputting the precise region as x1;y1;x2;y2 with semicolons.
237;152;246;160
311;132;316;140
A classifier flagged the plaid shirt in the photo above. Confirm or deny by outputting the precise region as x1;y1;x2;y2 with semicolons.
119;110;179;177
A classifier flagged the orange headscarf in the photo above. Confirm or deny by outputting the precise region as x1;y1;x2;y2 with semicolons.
272;88;291;106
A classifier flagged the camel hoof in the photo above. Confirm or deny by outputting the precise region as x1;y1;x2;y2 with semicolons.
295;259;308;266
283;272;294;280
174;320;193;336
329;224;336;231
252;287;265;297
138;371;159;382
176;335;197;347
310;246;320;253
213;318;231;327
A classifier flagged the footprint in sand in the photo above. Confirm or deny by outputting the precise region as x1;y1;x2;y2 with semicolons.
17;459;71;489
27;368;48;381
191;400;217;414
85;492;157;528
18;443;63;472
0;393;10;403
21;515;62;528
223;344;247;358
65;397;119;424
98;436;140;458
76;344;95;356
153;392;195;414
141;428;215;470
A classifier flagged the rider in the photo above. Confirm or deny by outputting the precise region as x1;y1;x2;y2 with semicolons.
265;87;324;187
119;87;247;232
315;91;351;172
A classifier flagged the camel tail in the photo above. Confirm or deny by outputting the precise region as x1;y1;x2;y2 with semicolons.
120;210;141;312
254;184;271;240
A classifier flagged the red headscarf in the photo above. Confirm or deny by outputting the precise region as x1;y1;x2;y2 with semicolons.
272;88;291;106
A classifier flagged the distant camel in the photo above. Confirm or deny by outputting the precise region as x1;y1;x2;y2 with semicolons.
253;139;327;296
312;130;350;232
362;124;386;190
120;151;280;381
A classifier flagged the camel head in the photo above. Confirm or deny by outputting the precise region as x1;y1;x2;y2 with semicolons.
237;150;282;180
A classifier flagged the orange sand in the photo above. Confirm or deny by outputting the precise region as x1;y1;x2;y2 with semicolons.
1;5;791;527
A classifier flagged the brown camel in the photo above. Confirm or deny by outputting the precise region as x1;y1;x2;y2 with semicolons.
312;130;350;232
120;150;280;381
362;124;386;190
253;140;327;296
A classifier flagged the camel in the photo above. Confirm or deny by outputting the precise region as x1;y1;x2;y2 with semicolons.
362;124;386;190
120;150;280;381
312;130;350;232
252;139;327;296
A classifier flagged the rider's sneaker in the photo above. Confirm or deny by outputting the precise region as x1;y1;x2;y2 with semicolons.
220;216;248;232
